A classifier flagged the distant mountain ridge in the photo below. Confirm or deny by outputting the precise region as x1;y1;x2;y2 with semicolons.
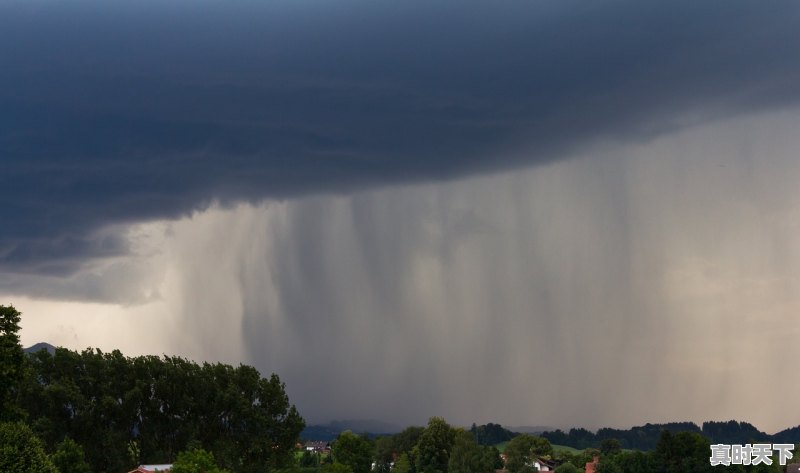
23;342;56;355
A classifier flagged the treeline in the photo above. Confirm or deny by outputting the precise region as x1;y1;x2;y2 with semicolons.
1;305;304;473
591;430;793;473
314;417;506;473
468;422;516;446
541;420;794;451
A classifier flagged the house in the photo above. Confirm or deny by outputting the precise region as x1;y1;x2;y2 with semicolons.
585;455;600;473
533;457;556;471
304;440;331;454
495;456;554;472
127;465;172;473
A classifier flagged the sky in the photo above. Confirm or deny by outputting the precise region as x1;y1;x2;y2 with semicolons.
3;0;800;432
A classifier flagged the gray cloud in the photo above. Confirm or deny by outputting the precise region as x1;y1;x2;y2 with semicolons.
2;0;800;277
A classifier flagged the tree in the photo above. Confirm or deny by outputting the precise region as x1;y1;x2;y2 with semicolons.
394;426;425;454
374;435;396;473
171;448;230;473
480;445;503;471
504;434;553;473
51;437;91;473
393;453;412;473
414;417;456;473
0;305;24;421
554;463;579;473
322;463;354;473
0;422;58;473
595;461;623;473
332;431;374;473
447;430;495;473
656;430;715;473
469;423;516;446
16;345;305;473
600;438;622;456
394;425;424;471
300;450;320;468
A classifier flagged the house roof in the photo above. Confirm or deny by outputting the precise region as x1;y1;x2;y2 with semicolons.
305;441;330;448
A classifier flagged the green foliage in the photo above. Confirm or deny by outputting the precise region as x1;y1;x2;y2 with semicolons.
482;445;503;470
0;421;58;473
0;305;24;421
504;434;553;473
393;453;412;473
332;431;374;473
17;345;305;473
595;461;622;473
172;448;230;473
447;430;497;473
414;417;456;473
554;463;579;473
605;450;658;473
373;435;396;473
322;462;354;473
51;437;90;473
600;438;622;456
656;430;713;473
587;441;786;473
395;426;425;455
299;450;321;468
543;423;702;451
469;423;516;446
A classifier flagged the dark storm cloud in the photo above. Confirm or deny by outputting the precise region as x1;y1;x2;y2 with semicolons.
2;0;800;275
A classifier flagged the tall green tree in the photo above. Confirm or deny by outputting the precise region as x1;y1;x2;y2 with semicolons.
504;434;553;473
0;304;24;421
373;435;396;473
51;437;91;473
554;463;579;473
414;417;456;473
394;426;424;455
171;448;230;473
393;453;412;473
0;422;58;473
601;438;622;456
447;430;495;473
17;344;304;473
332;431;374;473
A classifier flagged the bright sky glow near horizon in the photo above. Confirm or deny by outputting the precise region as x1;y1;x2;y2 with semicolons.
3;0;800;433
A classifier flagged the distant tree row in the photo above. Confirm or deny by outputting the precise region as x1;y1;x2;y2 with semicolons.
325;417;505;473
0;304;305;473
469;422;516;446
542;420;787;451
592;430;793;473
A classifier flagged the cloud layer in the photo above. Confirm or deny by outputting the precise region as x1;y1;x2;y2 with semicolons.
2;0;800;275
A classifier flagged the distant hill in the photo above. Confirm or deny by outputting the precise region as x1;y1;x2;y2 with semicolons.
23;342;56;355
302;420;401;441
